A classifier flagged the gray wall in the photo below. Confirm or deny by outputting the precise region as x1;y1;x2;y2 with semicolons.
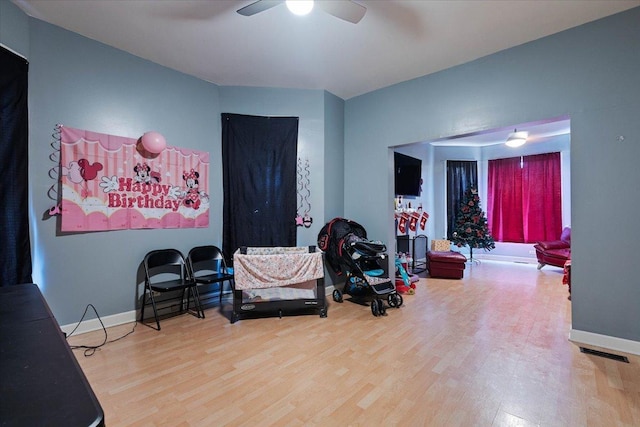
219;86;329;247
3;0;639;343
0;0;28;56
323;91;345;221
1;1;340;325
345;7;640;342
27;18;220;325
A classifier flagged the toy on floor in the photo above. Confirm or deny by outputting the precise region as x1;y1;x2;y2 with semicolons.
395;255;416;295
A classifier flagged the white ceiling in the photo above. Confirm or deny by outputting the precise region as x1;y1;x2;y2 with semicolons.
13;0;640;101
427;117;571;148
12;0;638;146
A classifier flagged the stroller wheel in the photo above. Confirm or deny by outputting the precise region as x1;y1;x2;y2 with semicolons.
371;299;386;317
387;293;397;307
332;289;343;303
388;293;403;308
371;300;380;317
378;299;387;316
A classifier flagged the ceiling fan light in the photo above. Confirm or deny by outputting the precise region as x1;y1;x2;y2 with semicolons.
505;130;528;148
286;0;314;16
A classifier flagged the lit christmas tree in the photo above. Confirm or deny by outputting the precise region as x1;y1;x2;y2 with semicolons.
450;187;495;261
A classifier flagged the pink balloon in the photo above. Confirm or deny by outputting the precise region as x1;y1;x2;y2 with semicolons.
141;131;166;153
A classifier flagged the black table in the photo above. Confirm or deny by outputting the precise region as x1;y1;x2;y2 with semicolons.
0;284;104;426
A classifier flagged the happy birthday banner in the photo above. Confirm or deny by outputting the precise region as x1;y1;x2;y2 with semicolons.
59;126;209;232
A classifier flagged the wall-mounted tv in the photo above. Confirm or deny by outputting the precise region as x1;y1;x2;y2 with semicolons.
394;152;422;196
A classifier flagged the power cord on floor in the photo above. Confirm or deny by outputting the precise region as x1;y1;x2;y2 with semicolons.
66;304;136;357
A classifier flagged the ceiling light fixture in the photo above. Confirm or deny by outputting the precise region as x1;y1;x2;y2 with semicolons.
505;129;528;148
286;0;314;16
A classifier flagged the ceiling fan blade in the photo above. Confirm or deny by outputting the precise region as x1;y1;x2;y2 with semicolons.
317;0;366;24
237;0;283;17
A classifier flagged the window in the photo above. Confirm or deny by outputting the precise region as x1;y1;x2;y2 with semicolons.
487;152;562;243
446;160;477;239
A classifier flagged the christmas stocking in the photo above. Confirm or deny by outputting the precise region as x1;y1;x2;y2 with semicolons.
420;212;429;230
398;213;409;234
408;215;417;232
409;211;420;232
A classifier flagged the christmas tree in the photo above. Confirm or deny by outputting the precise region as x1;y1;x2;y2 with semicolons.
450;187;495;260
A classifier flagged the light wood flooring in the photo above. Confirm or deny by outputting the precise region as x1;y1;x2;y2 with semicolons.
68;260;640;426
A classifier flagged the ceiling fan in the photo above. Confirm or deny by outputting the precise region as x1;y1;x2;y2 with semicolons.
237;0;367;24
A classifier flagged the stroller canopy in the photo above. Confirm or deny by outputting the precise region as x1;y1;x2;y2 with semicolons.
317;217;386;276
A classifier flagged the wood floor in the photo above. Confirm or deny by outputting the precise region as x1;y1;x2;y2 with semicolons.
68;260;640;426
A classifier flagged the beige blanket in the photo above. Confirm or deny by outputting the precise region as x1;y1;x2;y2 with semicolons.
234;249;324;290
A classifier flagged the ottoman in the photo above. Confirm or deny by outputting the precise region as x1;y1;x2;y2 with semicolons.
427;251;467;279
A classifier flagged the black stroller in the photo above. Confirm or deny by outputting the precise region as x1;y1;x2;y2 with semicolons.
317;218;403;316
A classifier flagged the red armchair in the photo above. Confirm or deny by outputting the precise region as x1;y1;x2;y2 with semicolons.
534;227;571;269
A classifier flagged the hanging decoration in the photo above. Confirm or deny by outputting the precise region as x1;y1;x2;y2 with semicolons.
396;211;409;234
46;124;63;217
58;126;209;232
419;209;429;230
295;157;313;228
395;199;429;235
408;211;421;232
140;131;167;154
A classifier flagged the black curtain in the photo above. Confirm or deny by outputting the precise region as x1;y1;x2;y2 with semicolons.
0;47;32;286
446;160;477;240
221;113;298;261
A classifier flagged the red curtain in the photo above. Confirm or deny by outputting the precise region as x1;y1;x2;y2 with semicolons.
487;157;524;242
522;153;562;241
487;152;562;243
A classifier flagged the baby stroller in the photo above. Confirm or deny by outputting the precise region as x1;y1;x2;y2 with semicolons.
317;218;403;316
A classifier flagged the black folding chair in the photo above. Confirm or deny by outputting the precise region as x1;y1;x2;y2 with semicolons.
187;245;235;305
141;249;204;330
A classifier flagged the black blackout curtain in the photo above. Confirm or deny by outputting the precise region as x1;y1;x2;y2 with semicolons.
221;113;298;261
446;160;478;240
0;46;32;286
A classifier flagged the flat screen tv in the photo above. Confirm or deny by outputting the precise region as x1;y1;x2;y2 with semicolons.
394;152;422;196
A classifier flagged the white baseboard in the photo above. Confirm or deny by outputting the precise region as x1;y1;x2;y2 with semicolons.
62;286;337;336
473;253;538;264
569;329;640;356
61;310;137;336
